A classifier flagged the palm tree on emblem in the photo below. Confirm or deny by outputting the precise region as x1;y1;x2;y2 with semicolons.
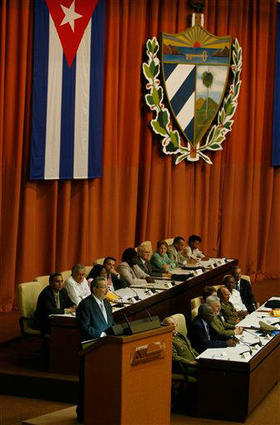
202;70;213;121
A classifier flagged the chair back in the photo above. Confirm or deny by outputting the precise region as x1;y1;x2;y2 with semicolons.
61;270;72;281
94;258;105;265
84;265;93;276
34;275;50;286
18;281;45;335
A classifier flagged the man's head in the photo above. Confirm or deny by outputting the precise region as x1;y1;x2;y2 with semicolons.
157;240;168;256
223;274;236;292
198;303;214;323
206;295;221;315
72;264;86;284
103;257;117;274
122;248;138;266
173;236;185;252
137;244;151;261
232;266;242;282
49;273;63;293
217;286;231;303
91;277;108;300
202;286;217;302
162;316;177;334
188;234;202;250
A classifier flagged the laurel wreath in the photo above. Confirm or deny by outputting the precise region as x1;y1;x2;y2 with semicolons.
142;37;242;165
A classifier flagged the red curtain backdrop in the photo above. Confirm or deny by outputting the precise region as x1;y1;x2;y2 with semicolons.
0;0;279;311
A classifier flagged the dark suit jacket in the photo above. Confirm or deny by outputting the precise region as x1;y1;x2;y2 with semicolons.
188;315;230;354
110;273;128;290
34;286;74;335
135;256;162;277
76;295;114;341
239;278;256;313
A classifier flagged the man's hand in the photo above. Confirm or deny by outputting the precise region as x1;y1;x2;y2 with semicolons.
226;338;236;347
188;360;198;366
234;326;243;335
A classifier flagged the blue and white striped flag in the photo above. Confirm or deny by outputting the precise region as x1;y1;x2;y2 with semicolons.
30;0;105;180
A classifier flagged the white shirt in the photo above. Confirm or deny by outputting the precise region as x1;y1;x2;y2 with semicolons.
64;276;91;306
185;245;204;260
229;288;247;312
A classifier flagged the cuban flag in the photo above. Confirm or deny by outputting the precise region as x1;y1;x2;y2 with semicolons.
30;0;105;180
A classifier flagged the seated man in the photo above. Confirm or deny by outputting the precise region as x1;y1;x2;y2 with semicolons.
76;277;114;341
232;266;257;313
206;295;243;337
162;316;198;378
217;286;243;325
65;264;91;306
103;256;128;290
185;234;209;262
117;248;154;286
136;243;166;277
223;274;248;315
167;236;187;267
188;304;236;354
35;272;76;335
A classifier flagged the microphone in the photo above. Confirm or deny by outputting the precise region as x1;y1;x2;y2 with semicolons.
240;336;253;355
244;329;263;346
129;287;140;301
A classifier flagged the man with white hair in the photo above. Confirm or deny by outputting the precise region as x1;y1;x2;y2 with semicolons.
206;295;243;337
65;264;91;306
162;316;198;378
135;242;168;277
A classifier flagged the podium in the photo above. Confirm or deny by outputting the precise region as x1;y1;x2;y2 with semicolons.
81;325;173;425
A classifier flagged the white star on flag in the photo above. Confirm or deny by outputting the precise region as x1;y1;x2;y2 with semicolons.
60;0;83;32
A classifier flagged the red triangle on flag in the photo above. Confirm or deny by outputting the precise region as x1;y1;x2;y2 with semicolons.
46;0;99;67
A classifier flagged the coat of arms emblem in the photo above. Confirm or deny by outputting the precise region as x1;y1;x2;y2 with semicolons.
143;24;242;165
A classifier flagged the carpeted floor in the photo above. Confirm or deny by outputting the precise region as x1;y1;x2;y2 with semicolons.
0;395;72;425
0;383;280;425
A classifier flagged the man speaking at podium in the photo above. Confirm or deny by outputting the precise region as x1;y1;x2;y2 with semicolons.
76;276;114;342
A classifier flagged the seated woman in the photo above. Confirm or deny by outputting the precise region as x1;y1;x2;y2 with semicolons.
117;248;153;286
87;264;107;282
150;240;176;272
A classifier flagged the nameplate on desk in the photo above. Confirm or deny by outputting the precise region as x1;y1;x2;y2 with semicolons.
130;341;165;366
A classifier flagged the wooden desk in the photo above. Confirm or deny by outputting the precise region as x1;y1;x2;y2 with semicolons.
50;260;237;375
198;333;280;421
113;260;237;325
82;326;173;425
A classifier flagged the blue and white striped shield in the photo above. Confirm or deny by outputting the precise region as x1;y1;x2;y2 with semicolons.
161;25;231;147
